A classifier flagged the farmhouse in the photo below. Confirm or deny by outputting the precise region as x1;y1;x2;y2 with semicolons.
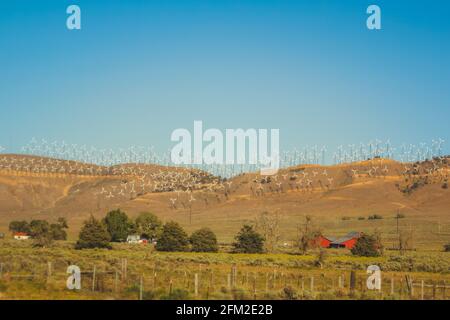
13;232;30;240
126;235;148;244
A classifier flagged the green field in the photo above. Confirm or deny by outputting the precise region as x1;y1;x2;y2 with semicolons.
0;240;449;300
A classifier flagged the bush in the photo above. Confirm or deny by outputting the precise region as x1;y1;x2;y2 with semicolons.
351;234;382;257
232;225;265;254
357;216;365;220
445;243;450;252
160;288;190;300
190;228;218;252
156;221;189;252
75;216;112;249
281;286;298;300
368;214;383;220
103;209;133;242
395;213;406;219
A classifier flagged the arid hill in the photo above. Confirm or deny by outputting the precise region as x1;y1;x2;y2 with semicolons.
0;154;449;246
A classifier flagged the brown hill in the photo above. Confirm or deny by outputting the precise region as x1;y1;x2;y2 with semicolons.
0;154;449;247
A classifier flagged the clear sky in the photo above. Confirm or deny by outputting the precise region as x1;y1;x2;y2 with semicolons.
0;0;449;157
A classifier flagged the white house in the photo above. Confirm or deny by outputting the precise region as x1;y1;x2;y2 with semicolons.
13;232;30;240
126;235;149;244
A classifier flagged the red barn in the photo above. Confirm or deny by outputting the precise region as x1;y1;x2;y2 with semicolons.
329;232;362;249
317;235;336;248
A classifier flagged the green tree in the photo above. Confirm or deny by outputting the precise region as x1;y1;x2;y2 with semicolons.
232;225;265;254
155;221;189;252
75;216;112;249
103;209;132;242
8;220;30;234
135;212;162;240
29;220;53;247
50;217;69;240
351;234;382;257
190;228;218;252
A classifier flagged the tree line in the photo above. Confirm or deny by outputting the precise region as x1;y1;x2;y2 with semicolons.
75;209;266;253
8;218;68;247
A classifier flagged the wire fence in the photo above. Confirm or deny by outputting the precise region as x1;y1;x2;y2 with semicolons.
0;260;449;300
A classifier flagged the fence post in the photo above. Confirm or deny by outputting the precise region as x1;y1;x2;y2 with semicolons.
227;273;231;289
421;280;424;300
432;282;436;300
115;271;119;293
194;273;199;297
390;277;394;295
338;275;342;289
47;262;52;280
92;266;96;292
0;262;3;278
443;281;446;300
350;271;356;294
139;275;143;300
310;276;314;294
169;279;173;295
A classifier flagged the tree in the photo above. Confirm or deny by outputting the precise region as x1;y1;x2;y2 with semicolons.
103;209;132;242
28;220;53;247
156;221;189;252
135;212;162;240
190;228;218;252
254;211;280;253
50;217;69;240
8;220;30;234
75;216;111;249
297;215;321;254
232;225;265;254
351;234;382;257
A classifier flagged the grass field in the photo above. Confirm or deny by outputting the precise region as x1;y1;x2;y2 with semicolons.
0;240;449;300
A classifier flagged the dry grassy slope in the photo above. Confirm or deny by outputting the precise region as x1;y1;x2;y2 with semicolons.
0;156;449;245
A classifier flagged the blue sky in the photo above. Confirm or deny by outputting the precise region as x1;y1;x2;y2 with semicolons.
0;0;449;157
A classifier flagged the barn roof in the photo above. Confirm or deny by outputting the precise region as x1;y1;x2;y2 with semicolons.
321;235;337;242
331;232;361;244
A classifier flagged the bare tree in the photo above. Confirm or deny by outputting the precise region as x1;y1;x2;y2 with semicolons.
254;211;280;253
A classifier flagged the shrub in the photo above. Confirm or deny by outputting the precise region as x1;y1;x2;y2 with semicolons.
358;216;365;220
190;228;218;252
281;286;298;300
103;209;133;242
232;225;265;254
75;216;111;249
444;243;450;252
368;214;383;220
395;213;406;219
156;221;189;252
351;234;382;257
160;288;190;300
